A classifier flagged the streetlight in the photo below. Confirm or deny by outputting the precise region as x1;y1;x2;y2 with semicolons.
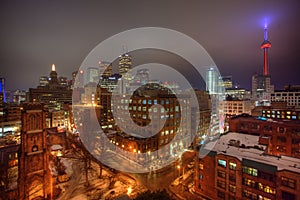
177;165;181;176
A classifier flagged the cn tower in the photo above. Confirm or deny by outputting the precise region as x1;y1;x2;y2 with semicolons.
260;24;272;76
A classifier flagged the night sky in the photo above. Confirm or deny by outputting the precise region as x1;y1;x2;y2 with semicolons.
1;0;300;91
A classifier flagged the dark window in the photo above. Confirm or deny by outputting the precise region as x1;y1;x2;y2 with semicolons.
229;174;236;182
217;180;226;189
218;170;226;178
282;191;296;200
282;177;296;189
277;136;286;143
217;190;225;199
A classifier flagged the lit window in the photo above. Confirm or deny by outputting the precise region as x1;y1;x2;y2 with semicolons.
229;162;236;170
218;159;227;168
229;184;236;193
243;166;258;176
199;164;204;170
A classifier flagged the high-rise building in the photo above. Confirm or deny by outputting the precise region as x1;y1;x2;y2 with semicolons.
99;61;113;78
119;53;132;93
48;64;59;87
206;67;218;94
252;74;274;105
119;53;132;76
71;71;78;88
225;88;251;100
58;76;68;87
252;25;274;106
29;64;72;111
86;67;99;84
0;78;6;107
219;76;233;90
133;69;149;85
39;76;49;86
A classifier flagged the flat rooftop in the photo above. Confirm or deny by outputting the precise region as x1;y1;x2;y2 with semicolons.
201;132;300;174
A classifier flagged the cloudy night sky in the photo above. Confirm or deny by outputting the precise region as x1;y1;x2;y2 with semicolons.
1;0;300;91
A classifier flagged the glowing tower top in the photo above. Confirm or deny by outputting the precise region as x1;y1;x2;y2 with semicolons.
51;64;56;71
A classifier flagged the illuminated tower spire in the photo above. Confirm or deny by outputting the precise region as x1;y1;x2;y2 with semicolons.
52;64;56;71
260;24;271;76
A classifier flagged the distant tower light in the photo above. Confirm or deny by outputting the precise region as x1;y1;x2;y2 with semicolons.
52;64;56;71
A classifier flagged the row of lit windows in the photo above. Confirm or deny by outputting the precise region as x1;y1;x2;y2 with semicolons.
242;166;258;176
161;130;174;136
160;138;172;144
126;106;180;112
119;98;179;105
8;152;18;160
243;178;276;194
242;190;271;200
262;114;299;120
217;159;237;170
130;113;180;120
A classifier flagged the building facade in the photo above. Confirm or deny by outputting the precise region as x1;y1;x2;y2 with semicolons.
220;100;252;116
195;132;300;200
229;115;300;158
19;103;51;199
0;78;6;107
29;65;72;111
271;88;300;109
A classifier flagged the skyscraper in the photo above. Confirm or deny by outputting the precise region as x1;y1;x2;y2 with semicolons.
39;76;49;86
219;76;233;89
29;64;72;111
252;25;274;106
86;67;99;84
118;53;132;93
0;78;6;106
119;53;132;76
206;67;218;94
99;61;113;78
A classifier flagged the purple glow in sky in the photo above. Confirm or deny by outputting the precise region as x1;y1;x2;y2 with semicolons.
0;0;300;91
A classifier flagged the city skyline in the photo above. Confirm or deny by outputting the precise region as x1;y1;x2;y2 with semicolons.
1;0;300;91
